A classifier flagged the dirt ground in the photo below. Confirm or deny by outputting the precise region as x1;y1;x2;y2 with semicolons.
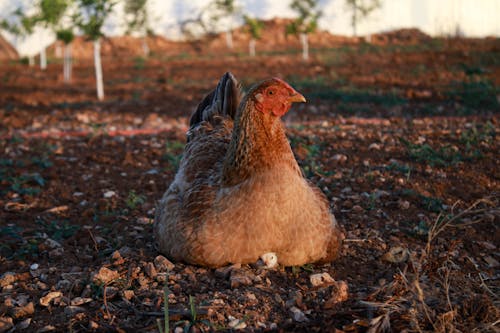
0;36;499;332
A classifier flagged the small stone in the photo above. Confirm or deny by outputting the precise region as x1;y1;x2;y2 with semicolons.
398;200;410;210
290;306;308;322
103;191;116;198
122;290;135;301
0;272;16;287
70;297;93;306
10;302;34;319
246;292;257;301
40;292;62;307
145;262;158;279
30;263;40;270
352;205;364;213
64;306;86;316
49;248;65;258
310;272;335;287
228;318;247;329
44;238;62;249
137;217;153;224
368;143;381;150
214;265;235;279
484;256;499;268
92;267;119;284
230;270;254;289
0;316;13;333
88;321;99;330
56;280;72;291
478;241;496;250
332;280;349;304
111;251;125;265
269;323;278;330
154;255;175;272
381;246;409;263
174;327;183;333
332;154;347;163
16;318;31;330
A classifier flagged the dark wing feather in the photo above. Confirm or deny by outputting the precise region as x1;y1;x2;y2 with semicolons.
189;72;242;128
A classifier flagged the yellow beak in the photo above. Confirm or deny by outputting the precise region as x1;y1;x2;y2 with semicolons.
288;92;306;103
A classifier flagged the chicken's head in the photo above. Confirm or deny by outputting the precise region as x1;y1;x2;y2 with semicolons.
252;77;306;117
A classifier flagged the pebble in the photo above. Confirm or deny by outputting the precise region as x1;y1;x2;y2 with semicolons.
0;316;13;332
70;297;93;306
122;290;135;301
103;191;116;198
40;292;62;307
10;302;34;319
44;238;62;249
0;272;16;287
398;200;410;209
228;318;247;329
289;306;308;322
154;255;175;272
111;251;125;265
92;267;119;284
368;143;381;150
484;256;499;268
381;246;409;263
310;272;335;287
16;318;31;330
145;262;158;279
88;321;99;330
30;263;40;270
64;306;86;316
332;154;348;163
49;248;65;258
230;270;254;289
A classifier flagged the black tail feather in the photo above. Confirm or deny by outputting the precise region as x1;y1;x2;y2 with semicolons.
189;72;242;128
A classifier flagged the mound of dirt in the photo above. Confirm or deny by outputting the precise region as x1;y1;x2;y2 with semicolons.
0;33;18;61
370;28;432;45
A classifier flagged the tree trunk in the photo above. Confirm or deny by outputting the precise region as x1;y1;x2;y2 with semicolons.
29;56;34;67
249;38;256;57
225;30;233;49
94;39;104;100
40;46;47;70
63;43;72;83
142;36;150;57
300;33;309;61
352;10;357;36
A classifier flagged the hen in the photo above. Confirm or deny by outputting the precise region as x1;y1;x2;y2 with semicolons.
154;72;342;268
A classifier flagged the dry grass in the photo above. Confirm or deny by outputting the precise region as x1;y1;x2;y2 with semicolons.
364;197;500;333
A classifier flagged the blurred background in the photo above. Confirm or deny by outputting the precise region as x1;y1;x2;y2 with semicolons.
1;0;499;57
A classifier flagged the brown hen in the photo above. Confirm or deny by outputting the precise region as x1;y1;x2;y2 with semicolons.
154;72;342;267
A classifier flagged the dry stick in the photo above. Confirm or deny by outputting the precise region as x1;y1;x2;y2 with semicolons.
465;256;497;298
418;198;497;329
87;229;99;253
103;283;111;321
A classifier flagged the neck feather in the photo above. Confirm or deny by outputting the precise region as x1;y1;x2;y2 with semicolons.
221;98;299;187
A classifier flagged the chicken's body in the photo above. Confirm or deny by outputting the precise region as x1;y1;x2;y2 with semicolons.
154;73;341;267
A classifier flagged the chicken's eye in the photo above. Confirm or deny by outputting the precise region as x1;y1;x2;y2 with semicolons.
267;89;275;96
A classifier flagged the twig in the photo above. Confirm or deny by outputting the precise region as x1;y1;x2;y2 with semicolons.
103;283;111;320
87;229;99;253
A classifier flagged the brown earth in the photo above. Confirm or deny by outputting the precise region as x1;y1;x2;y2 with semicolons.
0;35;499;333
